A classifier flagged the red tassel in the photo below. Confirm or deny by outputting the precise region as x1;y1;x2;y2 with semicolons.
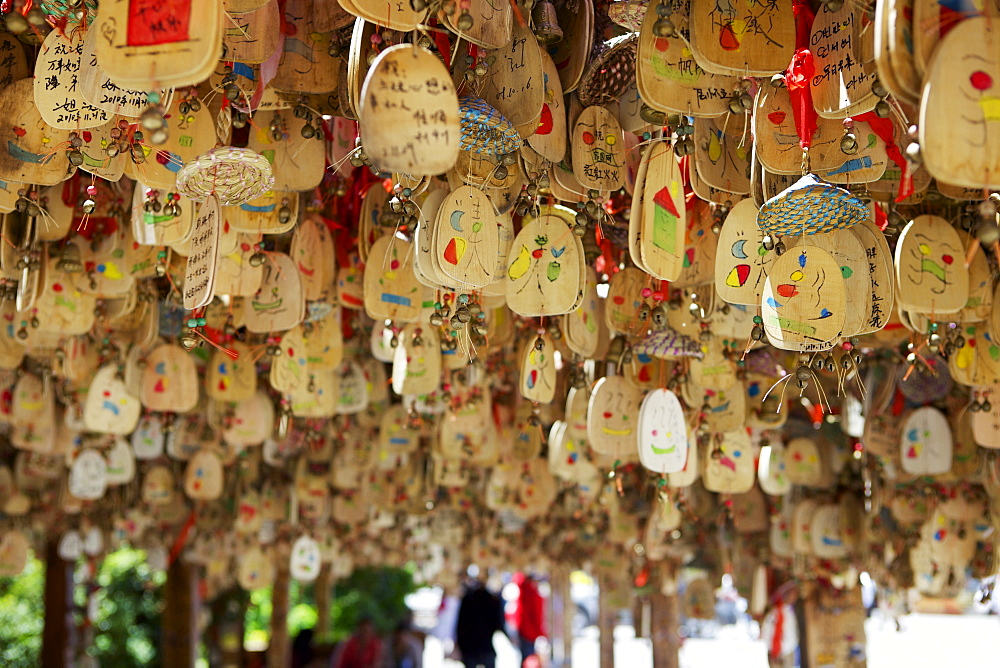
786;49;818;151
855;111;915;203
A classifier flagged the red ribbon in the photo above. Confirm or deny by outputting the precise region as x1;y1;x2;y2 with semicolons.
892;388;905;417
786;50;817;151
854;111;914;203
771;596;784;658
167;507;198;567
873;201;888;231
784;0;818;151
793;0;815;50
431;18;452;70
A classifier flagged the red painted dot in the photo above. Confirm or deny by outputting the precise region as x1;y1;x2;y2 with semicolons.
971;70;993;91
287;347;294;356
52;283;63;292
582;131;595;145
942;254;954;265
102;391;111;397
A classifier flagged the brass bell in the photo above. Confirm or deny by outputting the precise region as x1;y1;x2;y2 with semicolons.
840;131;859;155
651;304;668;327
179;332;199;350
56;244;83;273
532;0;563;45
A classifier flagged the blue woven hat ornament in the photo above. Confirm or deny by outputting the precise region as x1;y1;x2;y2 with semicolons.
458;97;522;157
756;173;868;238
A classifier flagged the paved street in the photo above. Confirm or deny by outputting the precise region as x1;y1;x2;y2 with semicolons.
424;613;1000;667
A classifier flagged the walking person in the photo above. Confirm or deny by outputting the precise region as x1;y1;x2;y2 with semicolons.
455;576;506;668
512;573;545;667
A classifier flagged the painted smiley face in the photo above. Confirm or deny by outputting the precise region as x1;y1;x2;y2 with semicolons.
638;389;688;474
588;377;643;458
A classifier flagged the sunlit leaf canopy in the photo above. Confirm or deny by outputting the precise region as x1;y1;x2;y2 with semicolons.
0;2;998;649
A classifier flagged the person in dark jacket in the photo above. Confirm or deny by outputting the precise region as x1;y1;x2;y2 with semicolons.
455;578;506;668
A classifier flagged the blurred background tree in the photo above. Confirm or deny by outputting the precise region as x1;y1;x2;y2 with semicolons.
85;547;165;667
245;564;418;646
0;550;417;663
0;553;43;667
331;565;418;640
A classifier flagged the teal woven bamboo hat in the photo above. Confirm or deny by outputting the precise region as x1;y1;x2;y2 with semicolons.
756;173;868;238
458;97;522;157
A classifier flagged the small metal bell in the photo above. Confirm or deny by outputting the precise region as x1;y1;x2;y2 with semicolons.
56;244;83;273
840;132;858;155
651;304;668;327
4;12;28;34
248;252;266;267
639;105;666;125
653;17;676;38
532;0;563;45
179;332;199;350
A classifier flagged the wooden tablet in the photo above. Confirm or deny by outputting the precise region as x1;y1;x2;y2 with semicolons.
360;45;459;175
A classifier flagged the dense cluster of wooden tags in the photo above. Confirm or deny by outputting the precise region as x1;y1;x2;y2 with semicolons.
1;2;1000;650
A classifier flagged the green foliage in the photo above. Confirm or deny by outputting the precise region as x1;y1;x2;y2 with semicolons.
245;585;275;648
331;566;418;641
245;565;417;646
88;547;165;668
0;553;43;668
245;579;318;646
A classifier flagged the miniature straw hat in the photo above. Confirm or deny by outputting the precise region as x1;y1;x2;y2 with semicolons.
757;173;868;238
458;97;522;156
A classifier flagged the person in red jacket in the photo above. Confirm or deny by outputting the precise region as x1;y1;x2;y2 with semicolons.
333;616;383;668
512;573;545;666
